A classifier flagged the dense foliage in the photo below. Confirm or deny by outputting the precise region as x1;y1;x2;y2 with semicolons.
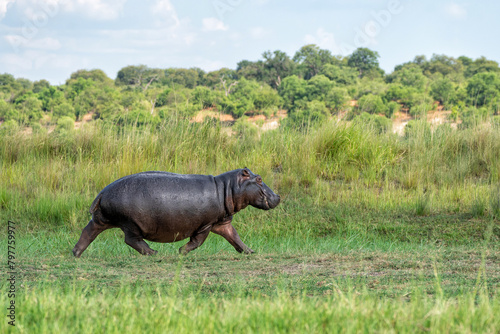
1;45;500;130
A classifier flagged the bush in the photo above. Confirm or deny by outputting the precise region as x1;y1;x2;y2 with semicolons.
0;100;17;121
357;94;387;115
55;116;75;133
386;101;400;118
431;78;456;106
354;112;392;134
30;122;47;134
459;107;489;129
407;92;433;116
192;86;219;109
217;96;253;118
0;119;19;133
114;109;161;127
282;101;328;130
252;85;282;111
325;87;350;113
53;102;76;121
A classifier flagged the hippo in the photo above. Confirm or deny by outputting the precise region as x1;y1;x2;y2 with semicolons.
72;168;280;257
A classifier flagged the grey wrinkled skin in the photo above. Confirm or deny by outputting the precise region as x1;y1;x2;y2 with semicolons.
72;168;280;257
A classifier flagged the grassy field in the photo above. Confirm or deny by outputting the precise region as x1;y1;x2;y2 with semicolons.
1;119;500;332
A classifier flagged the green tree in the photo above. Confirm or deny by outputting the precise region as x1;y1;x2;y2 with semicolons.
293;44;335;80
163;68;203;88
278;75;307;111
430;78;456;106
466;72;500;107
320;64;358;86
406;92;434;116
251;84;282;111
236;60;264;82
0;99;16;121
421;54;464;78
384;84;410;102
325;87;351;113
387;64;427;91
69;69;113;85
262;50;295;88
115;65;164;91
66;77;95;100
357;94;387;115
306;75;333;101
53;102;76;121
464;56;500;77
33;80;51;93
192;86;217;109
0;73;23;97
13;93;43;124
283;100;328;130
38;86;66;112
202;68;238;94
347;48;382;78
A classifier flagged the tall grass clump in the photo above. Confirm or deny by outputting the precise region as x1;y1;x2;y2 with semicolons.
402;123;500;188
313;121;403;183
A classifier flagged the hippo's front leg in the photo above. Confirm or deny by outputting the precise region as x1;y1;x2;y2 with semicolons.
211;217;254;254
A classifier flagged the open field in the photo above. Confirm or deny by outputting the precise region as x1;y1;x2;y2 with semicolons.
1;119;500;332
1;229;499;333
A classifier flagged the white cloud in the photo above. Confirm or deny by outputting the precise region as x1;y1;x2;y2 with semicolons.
249;26;268;39
0;0;14;21
28;37;62;50
445;3;467;19
202;17;228;31
9;0;125;21
65;0;126;20
5;35;61;50
152;0;180;27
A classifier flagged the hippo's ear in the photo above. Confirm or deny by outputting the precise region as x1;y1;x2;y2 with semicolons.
239;168;251;186
242;168;250;177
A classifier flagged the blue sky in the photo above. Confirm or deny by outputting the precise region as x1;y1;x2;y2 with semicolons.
0;0;498;84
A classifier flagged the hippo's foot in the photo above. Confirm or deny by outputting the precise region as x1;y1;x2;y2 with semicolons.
72;247;81;258
124;230;158;256
243;248;255;255
142;249;158;256
211;222;254;255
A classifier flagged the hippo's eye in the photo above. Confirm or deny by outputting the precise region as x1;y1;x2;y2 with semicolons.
256;177;262;185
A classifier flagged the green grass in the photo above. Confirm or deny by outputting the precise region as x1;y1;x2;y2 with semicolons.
1;225;499;333
1;229;499;333
3;281;498;333
1;119;500;332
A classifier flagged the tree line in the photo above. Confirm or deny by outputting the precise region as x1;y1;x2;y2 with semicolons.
1;45;499;132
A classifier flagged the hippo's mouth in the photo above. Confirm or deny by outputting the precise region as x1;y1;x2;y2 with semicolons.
264;196;270;210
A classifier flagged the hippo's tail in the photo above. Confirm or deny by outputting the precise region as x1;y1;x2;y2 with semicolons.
89;193;102;214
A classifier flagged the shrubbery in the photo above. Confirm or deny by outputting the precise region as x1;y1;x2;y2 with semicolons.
1;46;499;130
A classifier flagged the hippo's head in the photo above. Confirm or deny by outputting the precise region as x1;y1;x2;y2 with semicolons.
237;168;280;210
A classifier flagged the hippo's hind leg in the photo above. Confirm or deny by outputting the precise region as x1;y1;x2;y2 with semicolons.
123;227;158;256
73;219;111;258
179;225;212;255
211;218;254;254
